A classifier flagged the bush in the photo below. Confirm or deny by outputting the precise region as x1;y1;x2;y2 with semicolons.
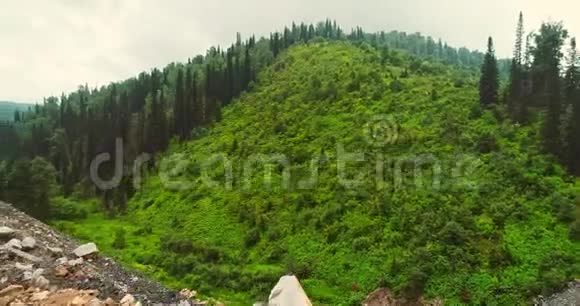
352;236;371;251
389;79;404;92
245;228;261;247
50;197;88;220
112;227;127;249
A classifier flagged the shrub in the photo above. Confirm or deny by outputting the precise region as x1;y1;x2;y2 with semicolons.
50;197;88;220
112;227;127;249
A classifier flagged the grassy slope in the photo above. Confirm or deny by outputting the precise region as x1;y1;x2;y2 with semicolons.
54;41;579;305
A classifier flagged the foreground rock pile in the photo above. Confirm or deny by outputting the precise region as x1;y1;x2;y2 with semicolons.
0;201;209;306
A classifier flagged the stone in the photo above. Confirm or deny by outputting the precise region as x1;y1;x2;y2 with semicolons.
23;270;33;281
48;246;64;255
3;245;42;262
268;275;312;306
31;268;50;289
70;295;88;305
68;257;84;266
31;290;50;301
73;243;98;257
177;300;192;306
21;237;36;250
14;262;33;271
33;275;50;289
31;268;44;279
0;284;24;297
5;238;22;249
0;226;15;238
104;297;115;305
88;298;104;306
180;288;197;299
56;256;69;265
120;293;135;306
54;265;69;277
0;285;24;305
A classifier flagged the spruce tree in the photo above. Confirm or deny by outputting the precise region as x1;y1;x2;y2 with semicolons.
174;68;185;139
514;12;524;65
533;22;568;157
565;38;580;174
507;12;528;122
479;37;499;107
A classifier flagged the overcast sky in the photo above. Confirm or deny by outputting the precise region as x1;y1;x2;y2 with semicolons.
2;0;579;103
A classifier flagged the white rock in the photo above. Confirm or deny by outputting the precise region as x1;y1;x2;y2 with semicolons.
31;268;44;280
21;237;36;250
23;271;32;281
120;293;136;305
68;258;84;266
5;238;22;249
48;246;64;254
73;242;99;257
268;275;312;306
0;226;15;237
56;257;69;265
32;274;49;289
177;300;192;306
14;262;33;271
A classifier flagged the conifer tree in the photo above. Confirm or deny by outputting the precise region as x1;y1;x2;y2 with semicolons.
565;38;580;174
174;68;186;139
514;12;525;65
533;22;568;157
185;66;194;131
479;37;499;107
508;13;526;121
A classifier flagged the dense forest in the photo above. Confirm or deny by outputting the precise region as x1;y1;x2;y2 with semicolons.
0;20;494;219
0;15;579;305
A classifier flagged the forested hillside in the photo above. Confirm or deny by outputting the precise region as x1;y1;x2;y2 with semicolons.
0;17;579;306
0;21;491;218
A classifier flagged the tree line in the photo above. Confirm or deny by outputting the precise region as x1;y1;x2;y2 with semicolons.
479;12;580;176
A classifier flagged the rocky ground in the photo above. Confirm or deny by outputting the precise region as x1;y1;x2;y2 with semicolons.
0;201;212;306
533;281;580;306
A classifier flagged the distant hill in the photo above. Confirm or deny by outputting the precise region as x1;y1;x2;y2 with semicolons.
0;101;33;121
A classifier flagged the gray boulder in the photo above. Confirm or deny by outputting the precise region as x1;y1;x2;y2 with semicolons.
21;237;36;250
5;238;22;249
73;242;98;257
0;226;15;238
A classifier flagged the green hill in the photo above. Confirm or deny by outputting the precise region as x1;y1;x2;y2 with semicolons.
0;101;32;121
53;41;578;305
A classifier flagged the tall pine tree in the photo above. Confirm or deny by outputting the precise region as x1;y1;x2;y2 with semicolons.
533;22;568;157
565;38;580;174
174;68;186;139
479;37;499;107
508;12;527;122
